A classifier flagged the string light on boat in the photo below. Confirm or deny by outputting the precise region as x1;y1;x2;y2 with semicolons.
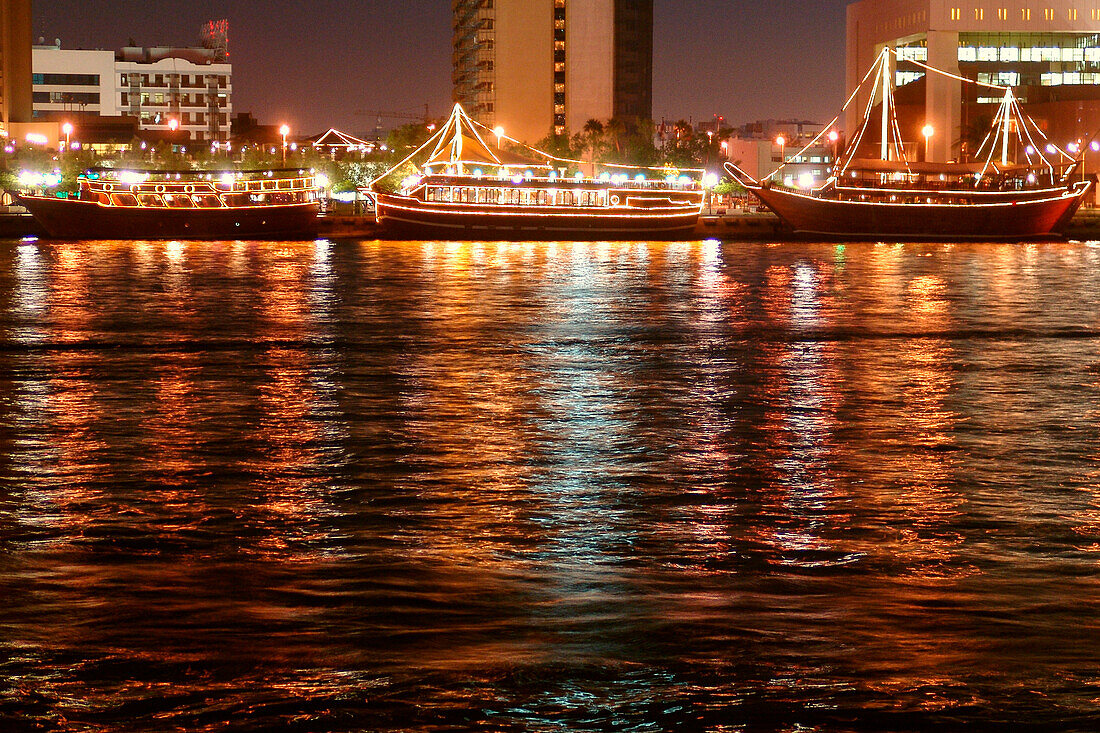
1068;142;1080;154
118;171;149;185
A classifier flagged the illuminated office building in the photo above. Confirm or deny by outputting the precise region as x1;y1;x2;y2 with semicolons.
453;0;652;144
847;1;1100;162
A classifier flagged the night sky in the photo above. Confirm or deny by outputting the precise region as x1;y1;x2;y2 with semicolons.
33;0;849;136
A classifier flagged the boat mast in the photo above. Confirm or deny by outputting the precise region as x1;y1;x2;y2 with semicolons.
1001;88;1013;166
880;48;891;161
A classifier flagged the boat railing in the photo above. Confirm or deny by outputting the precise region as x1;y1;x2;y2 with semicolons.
421;174;701;191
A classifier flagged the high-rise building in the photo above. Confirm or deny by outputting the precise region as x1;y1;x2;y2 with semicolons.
453;0;653;144
0;0;33;134
847;0;1100;163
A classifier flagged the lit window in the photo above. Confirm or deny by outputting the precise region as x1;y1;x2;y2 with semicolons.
998;8;1007;20
1095;9;1100;21
1069;9;1078;20
1022;9;1031;20
974;8;984;20
950;7;961;20
1044;8;1054;20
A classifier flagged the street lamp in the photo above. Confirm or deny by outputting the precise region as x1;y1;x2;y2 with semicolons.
62;121;73;150
775;135;786;181
280;124;290;165
168;118;178;132
922;124;934;162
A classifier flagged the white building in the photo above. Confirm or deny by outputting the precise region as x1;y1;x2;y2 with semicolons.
32;41;232;143
847;0;1100;163
725;119;837;190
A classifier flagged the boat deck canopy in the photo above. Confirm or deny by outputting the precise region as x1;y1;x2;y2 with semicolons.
845;158;1032;175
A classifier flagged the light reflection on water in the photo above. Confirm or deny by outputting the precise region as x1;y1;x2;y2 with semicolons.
1;238;1100;730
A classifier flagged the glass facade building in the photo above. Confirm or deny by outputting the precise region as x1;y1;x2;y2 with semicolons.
847;1;1100;163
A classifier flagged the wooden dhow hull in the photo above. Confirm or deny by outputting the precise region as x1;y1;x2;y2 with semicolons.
744;181;1092;241
375;193;703;240
18;195;321;240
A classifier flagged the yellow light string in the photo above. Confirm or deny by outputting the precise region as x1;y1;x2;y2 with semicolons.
368;120;454;189
837;49;893;178
465;115;707;175
892;49;1009;91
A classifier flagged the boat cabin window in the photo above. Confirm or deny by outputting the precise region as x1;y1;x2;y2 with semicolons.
137;194;165;207
193;194;223;208
110;193;140;207
164;194;195;208
222;193;250;207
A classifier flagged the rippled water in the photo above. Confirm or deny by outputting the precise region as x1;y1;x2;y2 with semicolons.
1;238;1100;731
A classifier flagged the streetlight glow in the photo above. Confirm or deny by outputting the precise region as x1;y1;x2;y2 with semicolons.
280;124;290;164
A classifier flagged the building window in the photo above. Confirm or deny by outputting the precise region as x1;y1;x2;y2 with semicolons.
998;8;1007;20
1045;8;1055;20
950;8;961;20
32;73;99;86
1023;8;1031;20
974;8;984;20
1069;9;1078;20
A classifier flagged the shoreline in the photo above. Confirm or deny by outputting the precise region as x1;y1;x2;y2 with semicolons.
8;208;1100;241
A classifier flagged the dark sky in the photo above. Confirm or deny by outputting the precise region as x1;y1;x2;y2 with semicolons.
33;0;850;136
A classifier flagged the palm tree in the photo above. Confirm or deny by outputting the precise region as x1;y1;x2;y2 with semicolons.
582;119;605;161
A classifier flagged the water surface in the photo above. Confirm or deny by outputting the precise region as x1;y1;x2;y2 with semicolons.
1;238;1099;731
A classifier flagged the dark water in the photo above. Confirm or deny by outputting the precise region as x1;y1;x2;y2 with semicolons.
1;238;1100;732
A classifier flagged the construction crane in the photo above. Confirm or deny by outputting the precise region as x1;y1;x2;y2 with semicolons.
354;106;431;138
